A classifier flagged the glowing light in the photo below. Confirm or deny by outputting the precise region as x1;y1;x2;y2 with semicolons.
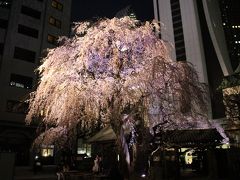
26;17;212;153
117;154;120;162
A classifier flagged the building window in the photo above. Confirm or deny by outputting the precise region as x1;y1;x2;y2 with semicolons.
0;18;8;29
51;0;63;11
0;43;4;55
41;145;54;157
77;139;91;157
21;5;41;19
6;100;28;114
0;0;11;8
170;0;186;61
18;24;39;38
14;47;36;63
47;34;58;45
9;73;33;89
49;16;61;28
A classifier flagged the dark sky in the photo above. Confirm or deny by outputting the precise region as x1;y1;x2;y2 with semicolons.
71;0;154;22
229;0;240;24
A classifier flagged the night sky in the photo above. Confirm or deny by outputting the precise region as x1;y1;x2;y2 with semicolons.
229;0;240;24
71;0;154;22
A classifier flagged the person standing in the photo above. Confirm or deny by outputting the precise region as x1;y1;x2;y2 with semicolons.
92;155;100;173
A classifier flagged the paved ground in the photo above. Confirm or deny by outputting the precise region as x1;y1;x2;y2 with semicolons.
180;168;229;180
14;165;56;180
13;166;230;180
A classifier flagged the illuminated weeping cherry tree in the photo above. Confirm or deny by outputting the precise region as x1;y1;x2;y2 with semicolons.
26;17;212;172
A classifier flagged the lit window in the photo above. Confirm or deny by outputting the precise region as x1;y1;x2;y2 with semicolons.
47;34;58;45
51;0;63;11
77;139;91;157
49;16;61;28
49;17;55;24
238;41;240;43
238;26;240;28
51;0;57;8
9;73;33;89
235;41;238;44
232;26;235;28
41;145;54;157
223;23;226;26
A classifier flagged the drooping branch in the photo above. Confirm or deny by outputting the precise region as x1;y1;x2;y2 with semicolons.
26;17;211;149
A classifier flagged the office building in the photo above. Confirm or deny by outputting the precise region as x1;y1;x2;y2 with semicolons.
152;1;240;178
219;0;240;71
0;0;72;165
153;0;234;123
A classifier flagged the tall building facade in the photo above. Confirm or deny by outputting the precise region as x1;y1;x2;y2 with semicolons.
0;0;72;165
219;0;240;71
152;1;240;177
153;0;234;123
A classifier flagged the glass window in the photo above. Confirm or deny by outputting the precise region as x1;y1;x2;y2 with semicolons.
175;40;185;47
49;16;55;25
6;100;28;114
14;46;36;63
51;0;57;8
176;46;186;54
21;5;41;19
0;43;4;55
174;35;183;42
18;24;39;38
9;73;33;89
49;16;61;28
57;3;63;11
41;145;54;157
51;0;63;11
170;0;186;62
176;54;186;61
0;18;8;29
47;34;58;45
55;19;61;28
174;28;183;35
77;139;91;157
